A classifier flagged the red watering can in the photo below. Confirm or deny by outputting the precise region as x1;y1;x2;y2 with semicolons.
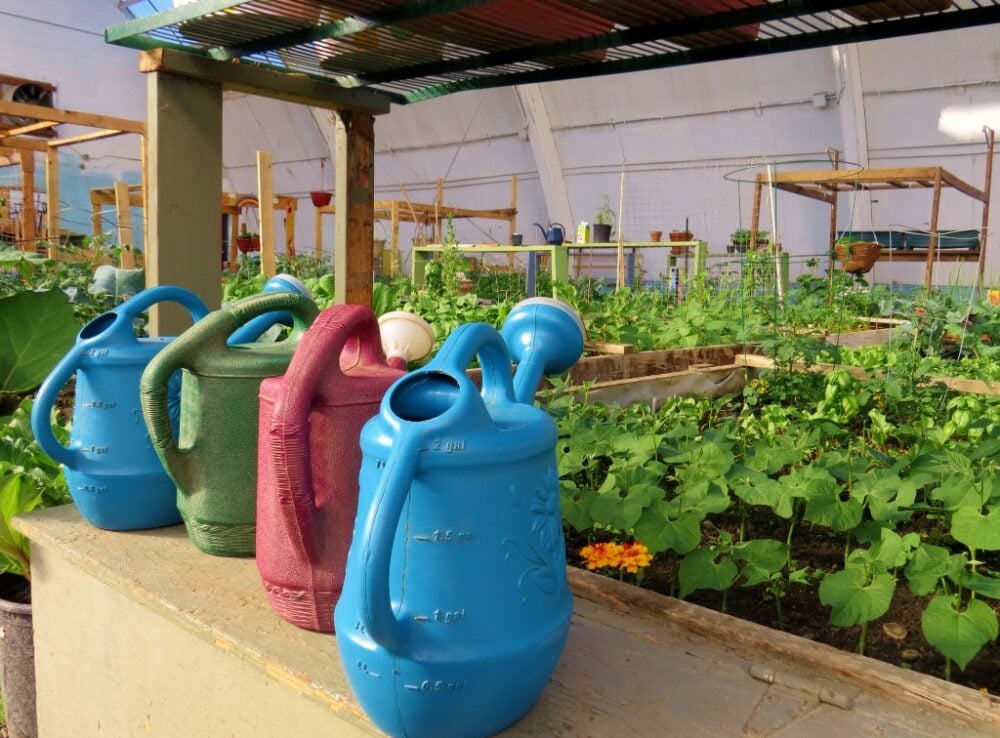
255;305;431;631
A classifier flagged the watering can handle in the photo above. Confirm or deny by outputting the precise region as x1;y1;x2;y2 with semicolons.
268;305;384;562
141;292;315;491
433;322;517;407
358;426;422;651
31;286;210;470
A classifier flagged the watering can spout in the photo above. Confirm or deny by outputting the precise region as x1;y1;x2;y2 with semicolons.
532;223;547;242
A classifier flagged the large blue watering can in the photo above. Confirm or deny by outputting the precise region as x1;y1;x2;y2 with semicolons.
31;286;210;530
335;299;585;738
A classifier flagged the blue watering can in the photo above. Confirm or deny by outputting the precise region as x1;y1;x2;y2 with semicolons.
31;286;210;530
532;222;565;245
335;299;585;738
228;273;312;345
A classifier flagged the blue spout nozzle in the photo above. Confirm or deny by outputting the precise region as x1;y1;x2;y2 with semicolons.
501;297;586;403
227;273;313;345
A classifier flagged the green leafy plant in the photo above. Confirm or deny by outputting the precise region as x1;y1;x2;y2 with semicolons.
0;290;79;400
594;196;615;227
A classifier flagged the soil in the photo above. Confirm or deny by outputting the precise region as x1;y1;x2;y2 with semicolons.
568;509;1000;694
0;574;30;606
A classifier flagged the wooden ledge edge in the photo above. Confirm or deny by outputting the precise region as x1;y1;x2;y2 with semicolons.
568;566;1000;727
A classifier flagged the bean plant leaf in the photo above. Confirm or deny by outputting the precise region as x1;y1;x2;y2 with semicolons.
921;595;998;671
818;567;895;627
733;539;789;587
0;290;79;395
559;480;594;532
804;490;864;532
679;548;737;599
90;264;145;299
950;507;1000;552
734;477;795;519
0;474;43;576
905;544;963;596
589;484;655;531
958;570;1000;600
633;503;701;555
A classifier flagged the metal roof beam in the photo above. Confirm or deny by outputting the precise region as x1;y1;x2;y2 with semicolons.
357;0;874;85
214;0;496;60
401;4;1000;103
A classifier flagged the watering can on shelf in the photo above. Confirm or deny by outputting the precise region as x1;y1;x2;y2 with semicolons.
256;306;434;632
140;291;318;557
30;286;211;531
334;298;585;738
532;222;566;245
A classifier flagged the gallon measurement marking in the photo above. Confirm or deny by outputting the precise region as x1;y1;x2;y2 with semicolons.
431;438;466;453
403;680;467;694
413;608;466;625
82;400;117;410
412;529;477;544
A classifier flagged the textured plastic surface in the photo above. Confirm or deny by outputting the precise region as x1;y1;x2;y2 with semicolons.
31;286;210;530
140;292;318;556
257;305;403;631
334;322;573;738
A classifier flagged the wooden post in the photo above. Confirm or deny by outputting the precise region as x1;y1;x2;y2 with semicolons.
90;190;103;238
978;127;994;292
140;134;148;257
114;181;136;268
435;178;444;244
750;178;762;252
509;174;518;267
924;169;943;290
228;213;239;271
20;152;36;251
44;148;59;258
314;206;324;259
333;111;375;306
828;149;840;275
146;71;223;335
284;200;296;258
258;151;276;278
390;201;400;276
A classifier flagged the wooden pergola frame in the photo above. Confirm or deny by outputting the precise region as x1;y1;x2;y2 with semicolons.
137;48;390;334
0;99;146;263
751;128;995;290
314;176;518;275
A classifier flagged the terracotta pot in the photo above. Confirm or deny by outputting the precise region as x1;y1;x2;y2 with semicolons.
237;237;254;253
669;230;693;242
310;191;332;208
649;230;663;242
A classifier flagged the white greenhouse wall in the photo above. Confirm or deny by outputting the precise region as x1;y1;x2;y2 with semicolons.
3;1;999;291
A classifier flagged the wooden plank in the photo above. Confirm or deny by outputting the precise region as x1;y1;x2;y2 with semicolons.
925;169;943;289
622;344;744;379
772;182;835;204
0;99;144;134
114;181;136;268
939;168;988;202
20;151;36;250
978;127;994;290
823;328;894;347
44;148;59;257
49;129;128;149
585;341;635;355
138;49;391;116
761;167;941;186
579;365;746;407
257;150;276;278
0;135;48;152
735;354;1000;397
4;120;58;136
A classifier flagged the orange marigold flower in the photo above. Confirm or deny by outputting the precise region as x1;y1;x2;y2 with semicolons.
580;542;622;570
618;541;652;574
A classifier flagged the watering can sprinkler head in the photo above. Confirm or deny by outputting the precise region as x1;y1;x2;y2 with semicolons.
501;297;585;404
228;273;314;345
378;311;435;370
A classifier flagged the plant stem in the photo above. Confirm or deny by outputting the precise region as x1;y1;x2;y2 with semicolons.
721;587;728;614
774;591;784;631
857;620;868;655
945;657;952;682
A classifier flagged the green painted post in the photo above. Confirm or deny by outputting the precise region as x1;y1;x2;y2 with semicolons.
550;245;568;293
781;252;790;294
412;247;430;288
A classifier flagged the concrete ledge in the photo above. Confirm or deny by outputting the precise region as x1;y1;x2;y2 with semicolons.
16;505;999;737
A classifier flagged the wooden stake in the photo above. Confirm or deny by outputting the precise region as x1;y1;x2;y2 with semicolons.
258;150;276;278
114;181;136;268
44;148;59;258
20;152;36;251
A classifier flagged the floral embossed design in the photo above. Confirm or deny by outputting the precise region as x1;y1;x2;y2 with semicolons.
504;467;566;599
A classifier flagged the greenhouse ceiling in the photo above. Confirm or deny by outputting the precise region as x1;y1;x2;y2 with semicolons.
106;0;1000;105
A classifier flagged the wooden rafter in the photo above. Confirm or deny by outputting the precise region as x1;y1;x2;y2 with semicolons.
3;121;58;137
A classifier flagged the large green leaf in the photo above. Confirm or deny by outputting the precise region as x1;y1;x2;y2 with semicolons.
679;548;737;598
818;567;895;627
921;595;998;670
905;544;963;596
950;507;1000;552
633;503;701;555
0;290;79;395
804;491;864;532
0;474;43;576
733;539;789;587
90;264;145;299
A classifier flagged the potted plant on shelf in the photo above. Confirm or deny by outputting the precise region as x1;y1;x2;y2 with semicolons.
669;218;694;253
729;229;751;253
834;234;881;274
593;196;614;243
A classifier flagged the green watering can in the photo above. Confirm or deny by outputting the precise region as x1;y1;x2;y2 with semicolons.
140;292;318;556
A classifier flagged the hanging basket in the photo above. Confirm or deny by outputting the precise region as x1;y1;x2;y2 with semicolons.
835;241;881;274
310;191;332;208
